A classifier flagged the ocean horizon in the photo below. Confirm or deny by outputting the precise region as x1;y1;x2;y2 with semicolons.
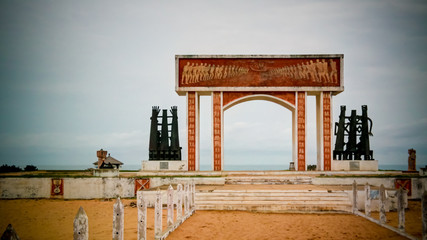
28;163;425;171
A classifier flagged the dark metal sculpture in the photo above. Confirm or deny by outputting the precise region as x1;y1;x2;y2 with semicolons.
149;106;182;160
333;105;373;160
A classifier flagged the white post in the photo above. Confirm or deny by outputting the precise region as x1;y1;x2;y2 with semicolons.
352;180;357;213
364;183;371;217
167;185;174;228
137;191;147;240
184;183;189;215
397;188;406;232
112;198;124;240
155;189;162;237
422;191;427;240
379;184;386;224
191;182;196;211
177;184;183;220
73;207;88;240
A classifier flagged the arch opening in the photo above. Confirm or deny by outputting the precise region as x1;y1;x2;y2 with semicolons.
224;98;293;170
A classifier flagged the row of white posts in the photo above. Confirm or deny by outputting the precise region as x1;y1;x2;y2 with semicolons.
352;180;427;239
73;182;196;240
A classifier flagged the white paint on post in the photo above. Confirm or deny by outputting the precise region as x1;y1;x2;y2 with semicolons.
177;184;183;220
379;184;387;224
137;191;147;240
73;206;88;240
184;183;189;215
352;180;357;213
365;183;371;217
422;191;427;240
113;198;124;240
397;188;405;232
167;185;174;228
155;189;162;237
192;182;196;211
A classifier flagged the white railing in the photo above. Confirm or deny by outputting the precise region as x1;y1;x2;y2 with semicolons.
73;182;196;240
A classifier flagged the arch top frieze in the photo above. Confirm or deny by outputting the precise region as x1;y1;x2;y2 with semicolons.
175;54;344;96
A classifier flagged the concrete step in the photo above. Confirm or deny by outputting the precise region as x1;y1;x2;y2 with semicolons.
196;196;350;201
197;204;352;212
194;189;351;213
225;176;313;185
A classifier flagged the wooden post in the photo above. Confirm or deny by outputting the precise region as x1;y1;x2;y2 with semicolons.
1;224;21;240
112;198;124;240
137;191;147;240
364;183;371;217
379;184;386;224
184;183;189;215
155;189;162;237
177;184;183;220
167;185;174;228
73;207;88;240
422;191;427;240
397;188;405;232
352;180;357;213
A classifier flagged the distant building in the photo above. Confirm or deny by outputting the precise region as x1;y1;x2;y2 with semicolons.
94;149;123;169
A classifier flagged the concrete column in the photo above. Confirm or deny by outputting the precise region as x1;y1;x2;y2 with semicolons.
113;198;124;240
379;184;386;224
73;207;88;240
352;180;357;213
397;188;405;232
316;93;323;170
167;185;174;228
137;191;147;240
187;92;200;171
322;92;332;171
212;91;223;171
297;91;306;171
365;183;371;217
177;184;183;220
154;189;162;237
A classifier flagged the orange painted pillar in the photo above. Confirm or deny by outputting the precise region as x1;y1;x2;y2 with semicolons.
323;92;332;170
187;92;198;171
297;92;306;171
212;92;223;171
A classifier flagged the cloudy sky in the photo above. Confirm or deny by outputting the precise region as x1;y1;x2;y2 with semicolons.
1;0;426;170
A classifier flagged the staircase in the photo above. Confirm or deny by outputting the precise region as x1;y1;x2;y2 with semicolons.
225;176;312;185
195;189;352;213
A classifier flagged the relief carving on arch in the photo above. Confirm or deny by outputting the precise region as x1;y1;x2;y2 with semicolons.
179;58;340;88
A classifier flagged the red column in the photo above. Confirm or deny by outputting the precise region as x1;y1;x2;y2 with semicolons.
323;92;332;171
187;92;196;171
212;92;222;171
297;92;306;171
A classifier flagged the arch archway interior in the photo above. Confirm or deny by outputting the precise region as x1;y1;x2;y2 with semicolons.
224;99;293;170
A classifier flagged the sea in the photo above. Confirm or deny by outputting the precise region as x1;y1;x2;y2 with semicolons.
34;163;425;171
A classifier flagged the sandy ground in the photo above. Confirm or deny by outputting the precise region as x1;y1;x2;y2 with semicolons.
0;199;421;240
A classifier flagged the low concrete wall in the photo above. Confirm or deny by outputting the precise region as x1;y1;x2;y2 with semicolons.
312;177;395;188
92;169;120;177
0;178;51;199
64;178;135;199
149;177;225;188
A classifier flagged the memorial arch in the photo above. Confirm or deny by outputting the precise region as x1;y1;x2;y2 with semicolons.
175;55;344;171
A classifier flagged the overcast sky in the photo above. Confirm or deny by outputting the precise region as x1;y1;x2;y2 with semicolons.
1;0;426;170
